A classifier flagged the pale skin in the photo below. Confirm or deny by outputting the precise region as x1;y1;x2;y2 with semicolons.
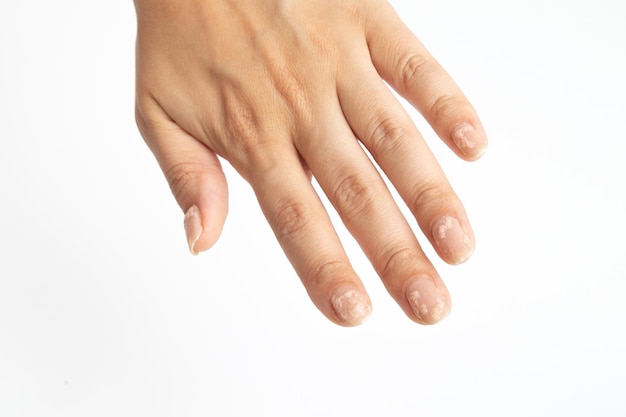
133;0;488;326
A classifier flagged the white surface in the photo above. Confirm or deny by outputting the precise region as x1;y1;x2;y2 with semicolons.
1;0;625;416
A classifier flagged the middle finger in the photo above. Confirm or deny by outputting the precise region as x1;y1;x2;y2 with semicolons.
296;103;451;324
337;48;476;266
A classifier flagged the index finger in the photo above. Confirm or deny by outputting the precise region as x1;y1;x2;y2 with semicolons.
247;146;373;327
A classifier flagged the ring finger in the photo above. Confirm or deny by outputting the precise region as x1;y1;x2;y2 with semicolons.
296;103;451;324
337;48;476;266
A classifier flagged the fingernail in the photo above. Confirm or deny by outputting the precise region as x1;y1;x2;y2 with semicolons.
432;215;474;265
406;277;450;325
184;205;202;255
452;123;486;160
330;287;372;326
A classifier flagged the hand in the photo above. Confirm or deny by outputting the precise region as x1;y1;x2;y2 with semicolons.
133;0;487;326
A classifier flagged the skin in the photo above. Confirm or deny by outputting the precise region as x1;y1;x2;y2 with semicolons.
133;0;488;327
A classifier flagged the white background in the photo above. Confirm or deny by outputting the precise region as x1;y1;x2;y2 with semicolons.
1;0;625;416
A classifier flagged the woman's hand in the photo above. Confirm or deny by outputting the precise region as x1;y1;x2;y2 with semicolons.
133;0;487;326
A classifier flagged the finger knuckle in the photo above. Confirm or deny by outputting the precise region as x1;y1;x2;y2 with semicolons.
219;91;275;170
307;258;351;288
163;161;200;204
270;66;312;126
367;116;409;157
271;199;312;241
377;243;417;279
410;179;448;214
220;88;292;172
429;93;460;123
399;52;431;90
225;96;261;146
332;173;376;221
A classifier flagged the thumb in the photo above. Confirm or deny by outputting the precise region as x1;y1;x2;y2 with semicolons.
136;105;228;255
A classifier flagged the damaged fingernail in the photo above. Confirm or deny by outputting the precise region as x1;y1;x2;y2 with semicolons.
452;123;487;160
330;287;372;326
184;205;202;256
406;277;450;325
432;215;474;265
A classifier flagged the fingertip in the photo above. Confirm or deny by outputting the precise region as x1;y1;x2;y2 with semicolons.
329;286;373;327
183;195;228;255
404;276;451;325
451;122;488;162
431;215;475;265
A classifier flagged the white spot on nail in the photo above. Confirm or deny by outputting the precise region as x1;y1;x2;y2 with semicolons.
408;290;430;320
453;124;476;151
408;288;449;324
331;289;371;325
434;216;474;264
430;297;446;322
438;216;454;240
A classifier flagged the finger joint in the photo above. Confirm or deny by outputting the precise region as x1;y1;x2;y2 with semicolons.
367;116;409;157
271;199;312;241
410;179;447;216
399;52;431;91
307;258;352;288
377;243;418;280
429;93;460;124
332;173;377;222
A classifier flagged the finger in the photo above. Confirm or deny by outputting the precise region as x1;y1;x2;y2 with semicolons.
295;107;451;325
364;4;488;161
337;50;475;265
248;145;372;327
135;100;228;254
